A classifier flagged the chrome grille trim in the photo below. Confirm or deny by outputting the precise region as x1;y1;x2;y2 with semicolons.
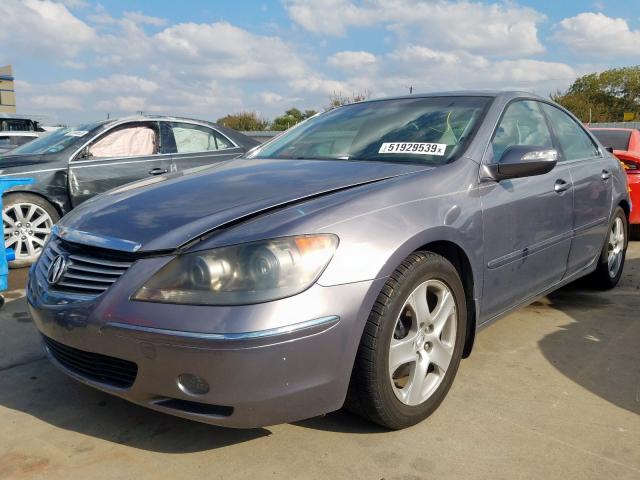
37;237;134;297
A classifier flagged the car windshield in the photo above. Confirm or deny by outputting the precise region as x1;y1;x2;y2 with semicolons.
590;129;632;151
8;122;103;155
250;96;491;165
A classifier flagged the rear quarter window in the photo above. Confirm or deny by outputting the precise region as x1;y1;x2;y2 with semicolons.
590;130;631;151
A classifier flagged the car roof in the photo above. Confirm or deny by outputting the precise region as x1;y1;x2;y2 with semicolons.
350;90;545;105
99;114;220;127
0;131;39;136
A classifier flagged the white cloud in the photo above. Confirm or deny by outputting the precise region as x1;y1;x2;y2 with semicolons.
327;51;377;69
0;0;95;57
7;1;585;126
286;0;375;35
259;92;285;105
123;11;167;26
59;0;89;8
554;12;640;57
24;94;84;111
95;96;147;112
286;0;545;56
154;22;308;80
384;46;576;92
57;75;160;96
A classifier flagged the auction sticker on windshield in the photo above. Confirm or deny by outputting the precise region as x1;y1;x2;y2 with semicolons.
379;142;447;155
64;130;88;137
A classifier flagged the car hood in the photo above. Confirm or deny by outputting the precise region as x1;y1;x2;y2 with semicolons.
58;158;430;252
0;153;47;169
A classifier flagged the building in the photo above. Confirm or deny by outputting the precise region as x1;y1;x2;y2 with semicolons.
0;65;16;114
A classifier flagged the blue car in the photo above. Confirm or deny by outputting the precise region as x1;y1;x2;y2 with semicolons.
27;91;629;429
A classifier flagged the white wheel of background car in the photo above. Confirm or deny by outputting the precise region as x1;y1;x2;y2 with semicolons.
607;216;625;278
389;279;457;406
588;207;628;290
2;194;59;267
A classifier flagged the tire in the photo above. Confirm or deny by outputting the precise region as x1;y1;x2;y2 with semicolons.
631;224;640;241
346;251;467;430
586;207;628;290
3;193;59;268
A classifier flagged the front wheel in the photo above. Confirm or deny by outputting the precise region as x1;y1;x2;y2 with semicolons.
3;193;59;268
346;251;467;430
587;207;628;290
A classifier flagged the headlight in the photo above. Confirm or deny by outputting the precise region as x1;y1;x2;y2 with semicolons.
132;234;338;305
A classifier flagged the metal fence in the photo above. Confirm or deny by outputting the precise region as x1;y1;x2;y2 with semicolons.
240;130;280;143
588;122;640;129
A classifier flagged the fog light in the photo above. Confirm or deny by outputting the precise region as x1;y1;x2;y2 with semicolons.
177;373;210;395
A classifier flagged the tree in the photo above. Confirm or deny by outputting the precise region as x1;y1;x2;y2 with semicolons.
216;111;269;131
271;108;318;131
326;90;371;110
551;66;640;123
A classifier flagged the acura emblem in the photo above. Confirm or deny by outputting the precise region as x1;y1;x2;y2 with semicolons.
47;255;66;285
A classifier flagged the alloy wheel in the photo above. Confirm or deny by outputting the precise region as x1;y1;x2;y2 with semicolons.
3;202;53;262
607;216;625;278
389;279;457;406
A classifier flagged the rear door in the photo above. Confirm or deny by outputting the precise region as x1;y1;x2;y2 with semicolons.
162;121;244;172
68;121;172;206
480;100;573;320
540;103;611;277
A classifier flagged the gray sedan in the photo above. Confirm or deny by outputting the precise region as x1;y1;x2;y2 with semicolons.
27;91;630;430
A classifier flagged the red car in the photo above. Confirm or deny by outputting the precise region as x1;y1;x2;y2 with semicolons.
590;127;640;239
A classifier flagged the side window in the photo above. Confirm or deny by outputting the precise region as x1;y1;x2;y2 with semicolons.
214;131;233;149
88;124;157;158
170;122;234;153
541;104;599;161
490;100;553;162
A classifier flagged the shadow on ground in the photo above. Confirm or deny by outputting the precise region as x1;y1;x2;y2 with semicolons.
0;357;271;452
539;256;640;415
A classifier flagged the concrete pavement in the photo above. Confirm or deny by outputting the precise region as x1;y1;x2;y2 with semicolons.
0;244;638;479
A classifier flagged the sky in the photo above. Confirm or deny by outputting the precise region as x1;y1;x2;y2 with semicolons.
1;0;639;125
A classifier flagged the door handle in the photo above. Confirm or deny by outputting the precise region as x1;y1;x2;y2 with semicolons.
554;179;570;193
148;167;168;175
601;169;611;180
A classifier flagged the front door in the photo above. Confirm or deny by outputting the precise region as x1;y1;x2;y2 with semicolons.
480;100;574;321
68;121;172;206
540;103;612;277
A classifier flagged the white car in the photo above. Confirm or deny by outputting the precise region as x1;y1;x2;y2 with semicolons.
0;131;40;154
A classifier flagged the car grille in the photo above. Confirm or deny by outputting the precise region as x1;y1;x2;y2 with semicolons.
43;335;138;389
37;237;134;297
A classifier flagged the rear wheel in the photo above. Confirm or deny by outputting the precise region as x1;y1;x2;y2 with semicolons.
3;194;59;268
587;207;627;290
346;251;466;430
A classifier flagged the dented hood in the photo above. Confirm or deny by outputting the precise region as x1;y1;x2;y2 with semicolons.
58;158;429;252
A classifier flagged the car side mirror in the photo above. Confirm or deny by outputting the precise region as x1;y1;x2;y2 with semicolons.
484;146;558;181
605;146;614;154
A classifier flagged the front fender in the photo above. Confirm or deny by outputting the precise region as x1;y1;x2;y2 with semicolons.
2;168;71;216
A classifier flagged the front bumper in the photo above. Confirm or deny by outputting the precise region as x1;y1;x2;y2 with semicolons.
27;258;385;428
